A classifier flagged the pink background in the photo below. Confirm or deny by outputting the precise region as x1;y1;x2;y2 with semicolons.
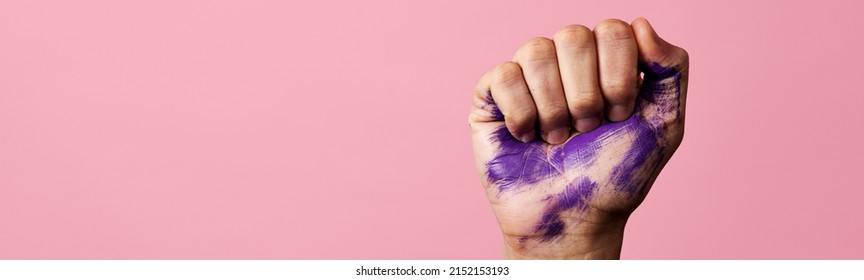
1;0;862;259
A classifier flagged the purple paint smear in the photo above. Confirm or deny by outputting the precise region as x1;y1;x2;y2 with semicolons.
483;62;682;241
535;177;598;241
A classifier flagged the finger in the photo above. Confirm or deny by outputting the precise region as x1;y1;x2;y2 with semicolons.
631;17;689;77
594;19;639;122
470;70;502;124
553;25;603;133
631;17;690;133
513;37;570;144
487;61;538;143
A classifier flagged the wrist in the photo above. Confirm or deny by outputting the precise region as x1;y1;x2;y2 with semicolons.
502;214;629;260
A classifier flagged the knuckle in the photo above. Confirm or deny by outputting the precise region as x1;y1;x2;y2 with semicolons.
540;105;571;123
568;96;603;115
491;62;523;86
663;46;689;69
473;84;487;99
678;48;690;66
666;48;689;72
507;105;537;125
473;78;489;97
553;25;593;47
602;83;637;102
594;19;633;40
517;37;556;62
604;79;637;90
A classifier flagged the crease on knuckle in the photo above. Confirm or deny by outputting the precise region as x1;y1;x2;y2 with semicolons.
518;37;556;63
553;25;593;49
568;96;602;116
506;106;537;127
594;19;633;41
492;62;523;86
540;105;571;125
602;81;637;97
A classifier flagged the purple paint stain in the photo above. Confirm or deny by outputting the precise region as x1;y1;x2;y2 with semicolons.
484;62;682;241
534;177;598;241
608;119;659;193
485;91;504;120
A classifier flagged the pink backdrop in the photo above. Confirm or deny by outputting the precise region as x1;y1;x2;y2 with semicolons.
1;0;862;259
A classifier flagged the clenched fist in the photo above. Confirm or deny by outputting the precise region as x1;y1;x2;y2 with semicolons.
469;18;689;259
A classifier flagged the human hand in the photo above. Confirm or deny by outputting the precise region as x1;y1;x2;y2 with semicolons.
468;18;689;259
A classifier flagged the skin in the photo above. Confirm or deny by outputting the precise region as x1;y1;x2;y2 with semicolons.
468;18;689;259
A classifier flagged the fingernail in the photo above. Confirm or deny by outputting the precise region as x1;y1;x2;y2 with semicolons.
545;128;568;144
609;105;633;122
520;130;535;143
576;117;601;133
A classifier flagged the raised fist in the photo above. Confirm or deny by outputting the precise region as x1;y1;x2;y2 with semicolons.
469;18;689;259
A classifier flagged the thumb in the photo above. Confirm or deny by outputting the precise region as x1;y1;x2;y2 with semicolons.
632;17;689;78
631;17;689;142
